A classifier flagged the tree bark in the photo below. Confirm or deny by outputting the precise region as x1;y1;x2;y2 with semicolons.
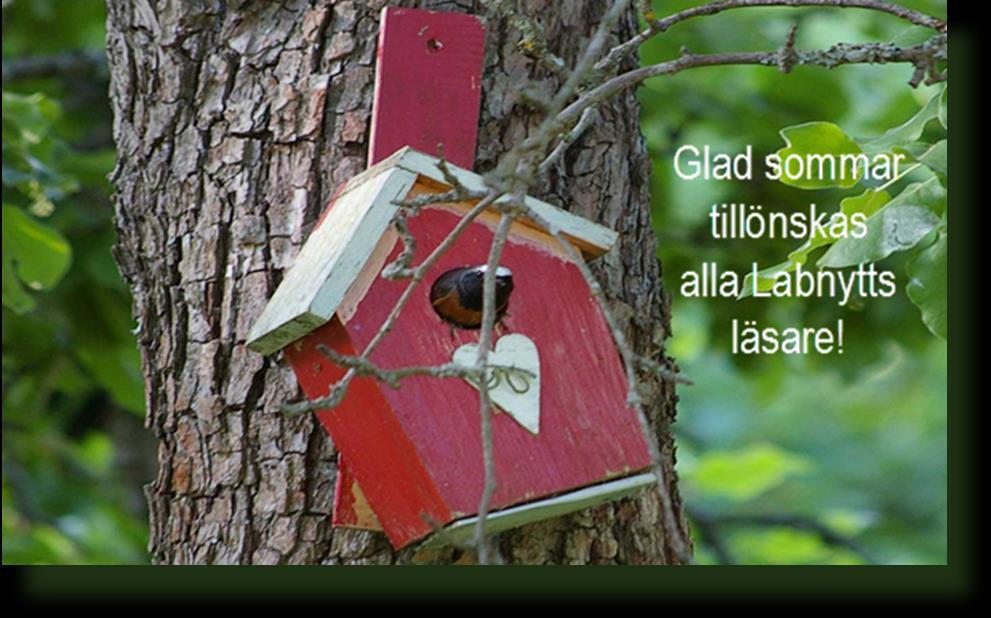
106;0;689;564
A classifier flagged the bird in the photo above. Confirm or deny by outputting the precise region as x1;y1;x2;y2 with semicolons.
429;265;514;330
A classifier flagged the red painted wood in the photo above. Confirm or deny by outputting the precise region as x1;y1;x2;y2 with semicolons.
285;317;453;547
342;208;653;526
330;6;486;531
291;181;379;531
368;7;486;168
282;8;644;547
331;456;358;527
331;456;381;530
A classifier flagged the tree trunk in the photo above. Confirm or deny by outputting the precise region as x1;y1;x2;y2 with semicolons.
106;0;689;565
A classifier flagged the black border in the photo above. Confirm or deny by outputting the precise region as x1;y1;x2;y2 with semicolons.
4;5;978;610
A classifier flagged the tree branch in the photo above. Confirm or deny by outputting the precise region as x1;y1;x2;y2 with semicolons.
472;210;517;565
562;34;946;129
597;0;946;72
2;49;108;84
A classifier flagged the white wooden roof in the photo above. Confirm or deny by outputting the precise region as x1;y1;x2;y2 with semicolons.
247;147;618;355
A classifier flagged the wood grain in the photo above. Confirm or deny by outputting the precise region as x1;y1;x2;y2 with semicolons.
246;167;418;355
368;7;485;168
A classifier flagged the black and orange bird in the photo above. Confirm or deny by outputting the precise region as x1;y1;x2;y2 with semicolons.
429;265;514;330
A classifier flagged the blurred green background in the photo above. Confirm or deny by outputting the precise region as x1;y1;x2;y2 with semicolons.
2;1;946;564
640;0;947;564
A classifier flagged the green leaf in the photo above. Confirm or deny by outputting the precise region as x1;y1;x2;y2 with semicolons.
2;245;36;313
906;224;947;339
822;509;876;537
731;528;864;565
818;178;945;268
2;91;60;147
740;260;793;297
915;140;947;176
740;189;890;296
860;88;942;152
76;343;146;415
889;26;936;48
686;443;812;501
775;122;863;189
2;204;72;311
938;87;948;130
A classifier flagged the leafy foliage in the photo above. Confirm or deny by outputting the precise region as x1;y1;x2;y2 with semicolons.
905;216;947;339
2;0;149;564
761;89;948;337
642;0;947;564
776;122;863;189
681;442;812;501
2;92;75;313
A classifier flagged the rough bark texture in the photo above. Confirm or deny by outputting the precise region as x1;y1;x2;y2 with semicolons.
106;0;689;564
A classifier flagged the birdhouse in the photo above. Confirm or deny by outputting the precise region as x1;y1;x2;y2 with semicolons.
247;147;655;549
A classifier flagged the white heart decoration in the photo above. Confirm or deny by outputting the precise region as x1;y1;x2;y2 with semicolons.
452;333;541;435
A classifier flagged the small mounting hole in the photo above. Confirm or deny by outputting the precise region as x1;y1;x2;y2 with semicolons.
426;38;444;53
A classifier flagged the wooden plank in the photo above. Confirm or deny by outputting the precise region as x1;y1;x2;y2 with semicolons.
394;149;619;257
331;456;383;530
421;472;657;548
284;317;454;548
246;167;418;355
328;148;617;257
331;148;618;258
333;6;487;532
368;7;485;168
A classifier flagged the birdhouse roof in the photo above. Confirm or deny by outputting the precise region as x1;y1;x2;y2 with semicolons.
247;147;619;355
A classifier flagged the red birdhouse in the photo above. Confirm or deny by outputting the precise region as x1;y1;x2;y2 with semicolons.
247;148;654;549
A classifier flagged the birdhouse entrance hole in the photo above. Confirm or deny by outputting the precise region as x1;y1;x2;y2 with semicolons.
429;265;514;330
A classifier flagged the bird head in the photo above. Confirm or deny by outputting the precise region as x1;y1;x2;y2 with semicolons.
471;265;514;289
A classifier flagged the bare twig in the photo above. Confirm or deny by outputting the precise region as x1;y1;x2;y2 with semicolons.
538;106;600;176
316;344;481;386
380;215;417;280
491;0;632;186
314;343;532;389
434;155;477;199
597;0;947;72
559;34;946;131
778;23;800;73
512;201;694;564
395;187;486;211
473;210;517;565
552;0;631;110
